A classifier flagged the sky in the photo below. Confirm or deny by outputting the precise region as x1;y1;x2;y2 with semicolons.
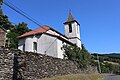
2;0;120;54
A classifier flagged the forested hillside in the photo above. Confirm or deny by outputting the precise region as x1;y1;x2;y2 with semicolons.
98;53;120;59
92;53;120;74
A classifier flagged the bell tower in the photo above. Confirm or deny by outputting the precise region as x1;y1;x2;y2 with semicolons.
64;11;82;48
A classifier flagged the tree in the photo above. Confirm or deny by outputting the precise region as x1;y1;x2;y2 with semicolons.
0;1;30;48
0;0;13;29
7;22;31;48
0;15;13;29
0;0;3;5
62;44;92;69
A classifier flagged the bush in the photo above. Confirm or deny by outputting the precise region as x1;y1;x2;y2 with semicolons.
62;44;92;69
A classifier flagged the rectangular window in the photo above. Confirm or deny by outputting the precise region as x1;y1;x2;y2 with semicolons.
69;24;72;33
23;44;25;51
33;42;37;52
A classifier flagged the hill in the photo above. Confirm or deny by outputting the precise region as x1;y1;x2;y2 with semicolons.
98;53;120;59
92;53;120;64
92;53;120;74
92;53;120;59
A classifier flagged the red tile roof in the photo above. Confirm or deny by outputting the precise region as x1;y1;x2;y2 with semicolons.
18;25;68;39
18;26;50;38
18;25;74;45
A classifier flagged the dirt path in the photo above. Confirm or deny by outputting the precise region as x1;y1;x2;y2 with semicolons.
104;74;120;80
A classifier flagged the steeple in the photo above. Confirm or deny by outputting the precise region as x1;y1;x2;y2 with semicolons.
66;10;74;22
63;11;82;48
64;10;79;25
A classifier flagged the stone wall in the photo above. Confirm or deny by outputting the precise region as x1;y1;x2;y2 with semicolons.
13;50;81;80
0;48;14;80
0;28;6;47
0;47;97;80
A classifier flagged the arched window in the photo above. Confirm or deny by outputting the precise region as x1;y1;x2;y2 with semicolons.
33;42;37;53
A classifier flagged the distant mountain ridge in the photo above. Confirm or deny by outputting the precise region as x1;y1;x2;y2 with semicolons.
92;53;120;59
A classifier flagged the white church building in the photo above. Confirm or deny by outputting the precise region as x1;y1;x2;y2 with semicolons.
18;12;82;59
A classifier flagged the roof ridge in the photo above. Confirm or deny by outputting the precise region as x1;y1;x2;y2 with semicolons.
18;26;50;38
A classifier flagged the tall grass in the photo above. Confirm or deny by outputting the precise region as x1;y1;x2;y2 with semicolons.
38;73;102;80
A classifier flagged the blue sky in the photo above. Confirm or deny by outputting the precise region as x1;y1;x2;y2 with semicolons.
2;0;120;54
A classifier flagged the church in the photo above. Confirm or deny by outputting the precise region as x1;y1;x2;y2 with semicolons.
18;11;82;59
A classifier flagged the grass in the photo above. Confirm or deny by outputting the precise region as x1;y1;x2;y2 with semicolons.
104;61;119;65
37;73;103;80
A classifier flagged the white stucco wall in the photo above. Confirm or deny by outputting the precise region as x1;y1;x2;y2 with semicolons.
46;30;68;58
18;35;41;52
46;30;59;36
25;36;37;52
18;33;66;59
18;34;59;57
57;39;64;59
64;22;80;39
64;21;81;48
46;30;68;40
69;38;82;48
18;38;25;51
37;34;58;58
74;22;80;39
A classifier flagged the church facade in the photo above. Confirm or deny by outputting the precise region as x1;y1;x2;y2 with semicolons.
18;12;82;59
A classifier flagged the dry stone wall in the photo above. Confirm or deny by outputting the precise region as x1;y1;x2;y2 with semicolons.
14;51;81;80
0;47;97;80
0;28;6;47
0;48;14;80
0;48;81;80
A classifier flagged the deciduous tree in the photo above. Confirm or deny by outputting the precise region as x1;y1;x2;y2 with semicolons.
62;44;92;69
7;22;31;48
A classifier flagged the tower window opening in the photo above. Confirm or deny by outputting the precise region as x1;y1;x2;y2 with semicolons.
69;24;72;33
23;44;25;51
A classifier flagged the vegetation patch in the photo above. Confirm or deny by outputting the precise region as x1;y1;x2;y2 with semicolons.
39;73;102;80
92;53;120;74
62;45;94;69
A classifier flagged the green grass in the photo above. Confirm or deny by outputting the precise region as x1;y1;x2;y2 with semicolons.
37;73;103;80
